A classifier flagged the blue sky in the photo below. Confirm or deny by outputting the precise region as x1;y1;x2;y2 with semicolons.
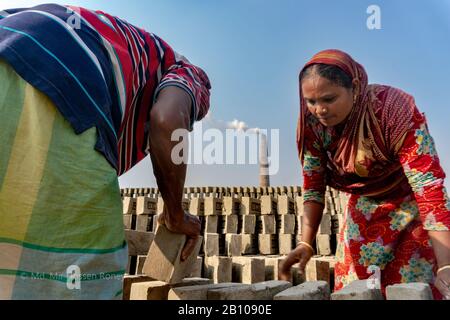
2;0;450;190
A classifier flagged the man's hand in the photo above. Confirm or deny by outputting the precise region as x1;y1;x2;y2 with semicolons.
279;244;314;281
158;210;201;261
435;267;450;300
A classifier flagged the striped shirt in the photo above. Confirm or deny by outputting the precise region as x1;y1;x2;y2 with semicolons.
0;4;211;175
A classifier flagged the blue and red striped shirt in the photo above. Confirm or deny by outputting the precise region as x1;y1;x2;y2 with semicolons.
0;4;211;175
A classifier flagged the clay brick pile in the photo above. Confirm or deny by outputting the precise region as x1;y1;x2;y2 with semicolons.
121;186;434;300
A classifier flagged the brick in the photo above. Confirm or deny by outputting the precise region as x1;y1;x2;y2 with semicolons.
136;214;153;232
316;234;332;255
257;215;276;234
207;284;253;300
332;214;344;234
241;214;256;234
295;196;304;216
258;235;278;255
386;283;434;300
260;196;278;215
250;281;292;300
187;256;203;278
240;234;258;255
135;255;147;275
324;196;334;215
206;281;291;300
130;281;171;300
225;234;242;257
231;256;265;284
123;197;137;215
278;234;294;255
130;278;212;300
204;233;220;257
205;215;219;233
189;197;205;216
295;215;302;234
158;198;190;215
319;255;337;269
292;265;306;285
182;198;190;212
125;230;154;256
168;283;247;300
204;256;232;283
219;215;239;234
274;281;330;300
123;214;136;230
223;197;241;215
331;280;384;300
264;256;286;281
127;256;137;275
171;277;212;288
142;225;203;284
305;256;332;284
277;214;296;234
318;214;332;235
123;275;152;300
278;195;295;215
295;234;303;246
136;196;157;215
240;197;261;215
204;197;223;216
218;234;226;256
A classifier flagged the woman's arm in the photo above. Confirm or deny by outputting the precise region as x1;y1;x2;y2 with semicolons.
397;109;450;298
301;201;325;247
280;118;327;280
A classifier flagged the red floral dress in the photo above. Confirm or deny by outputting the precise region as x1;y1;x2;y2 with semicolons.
302;105;450;300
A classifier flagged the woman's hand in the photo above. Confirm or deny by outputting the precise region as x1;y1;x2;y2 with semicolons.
279;243;314;281
435;267;450;300
158;210;201;261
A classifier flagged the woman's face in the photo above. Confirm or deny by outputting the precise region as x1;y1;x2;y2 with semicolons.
301;73;356;127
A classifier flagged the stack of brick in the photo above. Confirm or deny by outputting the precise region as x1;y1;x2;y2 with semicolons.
122;186;435;300
122;185;345;293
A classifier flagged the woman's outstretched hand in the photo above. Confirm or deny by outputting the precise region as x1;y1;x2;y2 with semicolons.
279;243;314;281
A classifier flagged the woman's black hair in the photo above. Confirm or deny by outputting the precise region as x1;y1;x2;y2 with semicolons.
300;64;353;89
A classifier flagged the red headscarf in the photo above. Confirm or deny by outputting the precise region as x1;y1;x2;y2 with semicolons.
297;49;416;196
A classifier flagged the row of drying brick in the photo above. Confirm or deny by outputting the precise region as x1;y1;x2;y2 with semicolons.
125;226;337;273
125;229;338;288
123;194;303;216
122;188;349;217
127;278;435;300
120;185;347;215
124;195;342;257
122;186;303;199
124;253;336;299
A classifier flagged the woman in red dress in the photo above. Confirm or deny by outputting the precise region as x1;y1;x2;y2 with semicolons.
280;49;450;299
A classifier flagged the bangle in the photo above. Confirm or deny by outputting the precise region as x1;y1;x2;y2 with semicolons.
298;241;315;254
437;265;450;274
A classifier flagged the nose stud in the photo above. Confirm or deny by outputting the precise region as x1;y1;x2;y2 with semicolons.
319;108;327;115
